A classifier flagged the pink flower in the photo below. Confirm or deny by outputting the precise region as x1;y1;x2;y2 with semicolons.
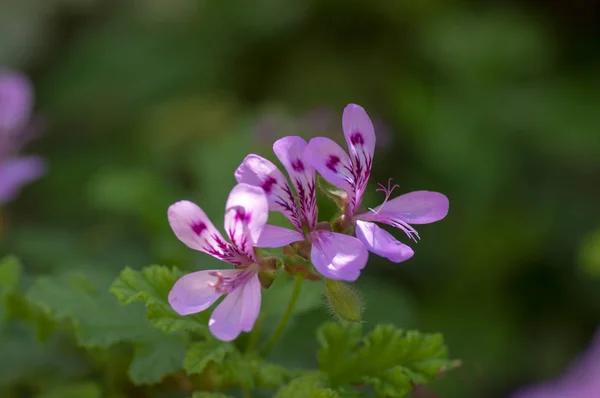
0;70;45;204
235;136;368;282
167;183;268;341
511;328;600;398
304;104;449;263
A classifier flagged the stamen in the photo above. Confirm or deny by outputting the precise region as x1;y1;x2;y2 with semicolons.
370;178;399;215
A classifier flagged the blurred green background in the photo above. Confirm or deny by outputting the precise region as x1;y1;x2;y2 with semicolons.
1;0;600;397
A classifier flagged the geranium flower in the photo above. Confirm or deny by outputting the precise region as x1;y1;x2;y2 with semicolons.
305;104;449;263
167;183;269;341
0;70;45;204
235;136;368;282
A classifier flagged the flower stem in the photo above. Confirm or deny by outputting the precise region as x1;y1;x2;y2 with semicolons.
245;312;263;354
260;274;304;357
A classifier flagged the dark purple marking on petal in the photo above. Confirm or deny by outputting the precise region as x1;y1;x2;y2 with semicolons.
326;155;341;172
350;132;364;146
191;221;207;236
234;208;251;223
291;159;304;172
261;176;277;193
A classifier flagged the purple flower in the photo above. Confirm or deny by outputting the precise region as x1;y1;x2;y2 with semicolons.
511;328;600;398
235;136;368;282
304;104;449;263
167;183;269;341
0;70;45;204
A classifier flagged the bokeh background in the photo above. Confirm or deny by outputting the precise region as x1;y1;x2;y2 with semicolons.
1;0;600;397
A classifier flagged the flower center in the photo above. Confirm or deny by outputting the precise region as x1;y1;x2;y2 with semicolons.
207;264;258;294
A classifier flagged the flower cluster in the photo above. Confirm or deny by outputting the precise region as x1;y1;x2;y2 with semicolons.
0;70;45;204
167;104;449;341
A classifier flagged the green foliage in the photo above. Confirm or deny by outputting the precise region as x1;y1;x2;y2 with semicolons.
274;373;339;398
35;382;102;398
27;273;159;348
183;340;236;375
129;334;187;385
192;392;234;398
317;322;451;397
110;265;208;335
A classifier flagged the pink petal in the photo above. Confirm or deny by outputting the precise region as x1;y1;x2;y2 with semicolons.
209;274;261;341
273;136;317;230
309;230;368;282
168;269;238;315
0;70;33;131
255;225;304;248
342;104;375;205
355;221;414;263
0;156;45;204
224;183;268;257
235;154;303;231
304;137;358;213
366;191;449;224
168;200;246;264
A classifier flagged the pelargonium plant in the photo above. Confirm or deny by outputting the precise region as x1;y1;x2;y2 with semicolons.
105;104;453;397
0;70;45;205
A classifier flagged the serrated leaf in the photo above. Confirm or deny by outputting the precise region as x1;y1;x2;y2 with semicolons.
316;322;362;378
183;340;236;375
129;333;187;385
191;393;234;398
110;266;208;335
317;323;451;397
274;373;336;398
35;381;102;398
27;273;159;348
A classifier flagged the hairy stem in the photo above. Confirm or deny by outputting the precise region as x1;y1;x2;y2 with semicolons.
260;274;304;357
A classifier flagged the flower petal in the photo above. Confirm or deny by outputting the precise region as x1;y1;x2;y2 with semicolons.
0;156;45;204
0;70;33;131
273;136;317;230
367;190;449;224
355;221;414;263
168;269;237;315
224;183;268;257
310;231;368;282
342;104;375;205
304;137;358;212
235;154;303;231
256;225;304;248
239;273;261;332
209;274;261;341
168;200;247;265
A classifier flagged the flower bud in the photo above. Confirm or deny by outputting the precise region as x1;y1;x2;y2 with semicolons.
324;279;364;323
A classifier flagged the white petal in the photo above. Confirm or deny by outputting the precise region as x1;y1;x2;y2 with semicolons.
224;183;269;257
273;136;317;230
209;274;261;341
310;231;368;282
235;154;303;231
168;269;239;315
255;225;304;248
355;221;414;263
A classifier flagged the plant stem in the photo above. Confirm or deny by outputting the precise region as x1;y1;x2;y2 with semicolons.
260;274;304;357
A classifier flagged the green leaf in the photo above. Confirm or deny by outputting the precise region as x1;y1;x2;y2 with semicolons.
129;333;187;385
35;382;102;398
0;256;23;324
0;256;21;296
110;266;208;335
274;373;337;398
191;393;234;398
317;323;451;397
27;273;159;348
183;340;236;375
